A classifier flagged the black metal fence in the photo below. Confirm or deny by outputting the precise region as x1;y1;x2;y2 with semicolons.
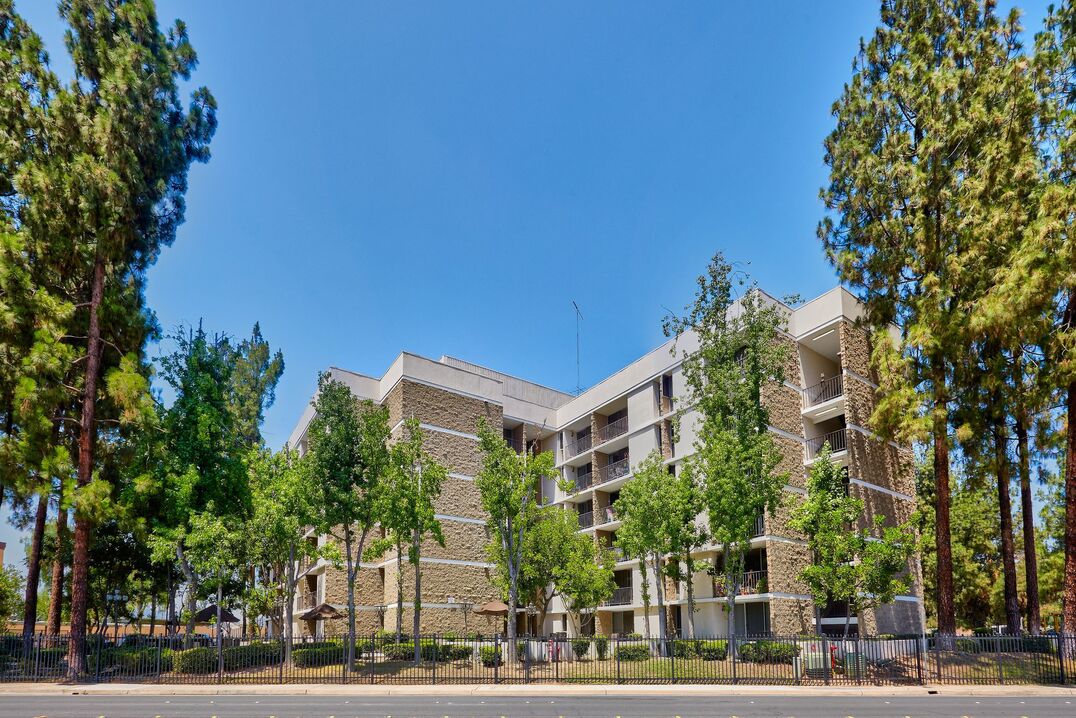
1;632;1073;685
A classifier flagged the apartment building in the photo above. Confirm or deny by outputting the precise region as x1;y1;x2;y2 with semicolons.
285;287;925;638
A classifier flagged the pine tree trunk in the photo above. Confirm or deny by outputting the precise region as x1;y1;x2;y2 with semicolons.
47;501;67;635
1062;295;1076;646
932;356;956;648
67;255;105;678
21;492;49;654
993;419;1021;635
1015;414;1041;635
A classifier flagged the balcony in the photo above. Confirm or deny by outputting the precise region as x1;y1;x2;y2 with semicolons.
574;471;593;492
605;586;633;606
712;570;768;597
804;375;843;407
505;436;524;452
595;416;629;446
562;434;592;461
578;511;594;529
659;394;674;415
595;458;630;487
298;591;318;610
805;428;848;460
752;513;765;537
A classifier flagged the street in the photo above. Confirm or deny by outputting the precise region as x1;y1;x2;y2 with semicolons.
1;694;1074;718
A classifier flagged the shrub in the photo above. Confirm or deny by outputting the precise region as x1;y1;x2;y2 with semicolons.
292;644;344;667
382;642;415;661
595;636;609;660
480;645;501;667
173;647;216;674
672;640;700;658
112;647;173;672
737;640;799;664
571;638;591;660
622;632;642;639
222;642;282;670
615;644;649;662
439;643;472;661
698;640;728;661
955;638;982;654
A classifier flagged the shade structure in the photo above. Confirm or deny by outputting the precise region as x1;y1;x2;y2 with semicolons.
298;603;346;621
473;600;509;616
192;605;239;624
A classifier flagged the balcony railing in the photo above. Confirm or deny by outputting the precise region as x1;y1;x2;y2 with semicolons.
562;433;592;461
712;570;768;597
298;591;318;610
806;428;848;459
752;513;765;537
804;375;844;407
595;416;629;445
595;458;630;486
596;505;618;525
577;510;594;529
504;436;523;452
605;586;633;606
297;555;316;576
574;471;593;492
659;394;674;415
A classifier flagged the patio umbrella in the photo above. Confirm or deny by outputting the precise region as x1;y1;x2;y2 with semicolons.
298;603;346;621
473;600;509;616
192;605;239;624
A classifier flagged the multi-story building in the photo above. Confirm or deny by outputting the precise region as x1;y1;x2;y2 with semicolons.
286;287;925;638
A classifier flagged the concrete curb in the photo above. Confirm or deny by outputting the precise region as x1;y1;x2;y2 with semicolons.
2;683;1076;697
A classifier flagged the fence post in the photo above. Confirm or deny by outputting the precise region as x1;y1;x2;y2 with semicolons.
914;635;924;685
615;635;621;685
524;637;530;684
821;636;830;686
155;636;163;684
94;635;102;683
494;634;500;684
669;639;676;685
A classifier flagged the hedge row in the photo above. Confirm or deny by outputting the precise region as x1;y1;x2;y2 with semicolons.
737;640;800;664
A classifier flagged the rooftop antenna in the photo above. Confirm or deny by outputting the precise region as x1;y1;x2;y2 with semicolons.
572;300;583;394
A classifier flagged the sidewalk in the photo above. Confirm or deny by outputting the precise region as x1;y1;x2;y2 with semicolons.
2;682;1075;697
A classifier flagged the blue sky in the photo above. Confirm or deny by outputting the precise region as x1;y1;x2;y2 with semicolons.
1;1;1055;566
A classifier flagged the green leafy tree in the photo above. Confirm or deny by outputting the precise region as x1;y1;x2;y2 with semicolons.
818;0;1051;644
475;420;559;646
1;0;218;675
149;325;249;642
0;564;23;623
306;373;389;670
662;467;708;638
227;323;285;447
791;447;916;637
614;451;674;641
665;255;789;646
380;418;446;660
554;532;615;636
246;446;328;661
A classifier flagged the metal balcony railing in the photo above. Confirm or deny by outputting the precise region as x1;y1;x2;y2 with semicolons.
595;458;630;486
574;471;593;492
562;433;592;461
577;511;594;529
753;513;765;537
806;428;848;459
296;556;316;577
804;375;844;407
605;586;633;606
298;591;318;609
505;436;523;452
597;505;618;525
595;416;629;445
712;570;768;597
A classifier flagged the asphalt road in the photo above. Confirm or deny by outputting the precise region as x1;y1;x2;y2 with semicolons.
0;695;1073;718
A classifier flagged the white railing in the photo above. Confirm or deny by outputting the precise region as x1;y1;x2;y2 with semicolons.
806;428;848;459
